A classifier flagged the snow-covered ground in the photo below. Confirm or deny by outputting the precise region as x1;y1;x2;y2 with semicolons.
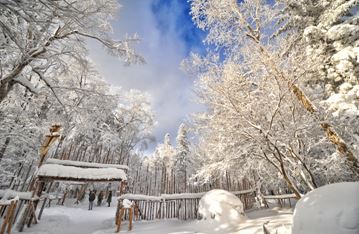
15;199;293;234
15;202;117;234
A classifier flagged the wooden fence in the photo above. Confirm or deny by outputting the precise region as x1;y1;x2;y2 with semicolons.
117;189;256;221
262;193;297;208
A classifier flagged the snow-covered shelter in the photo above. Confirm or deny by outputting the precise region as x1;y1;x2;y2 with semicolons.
16;159;128;232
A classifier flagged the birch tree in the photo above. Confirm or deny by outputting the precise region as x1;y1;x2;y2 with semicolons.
277;0;359;174
190;60;324;198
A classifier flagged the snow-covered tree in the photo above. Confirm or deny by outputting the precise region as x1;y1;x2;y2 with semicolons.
276;0;359;171
191;61;324;198
140;134;178;195
278;0;359;110
186;0;359;196
0;58;154;190
0;0;144;102
155;133;176;167
192;0;358;163
154;133;176;194
174;123;191;193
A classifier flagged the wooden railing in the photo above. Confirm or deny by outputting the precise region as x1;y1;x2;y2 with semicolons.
262;193;297;208
117;189;256;221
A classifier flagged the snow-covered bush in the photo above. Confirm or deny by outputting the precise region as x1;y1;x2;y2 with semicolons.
198;189;246;229
292;182;359;234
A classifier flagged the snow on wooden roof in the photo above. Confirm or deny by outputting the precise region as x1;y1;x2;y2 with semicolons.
36;164;127;182
46;158;129;171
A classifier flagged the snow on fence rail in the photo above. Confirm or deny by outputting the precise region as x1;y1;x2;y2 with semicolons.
0;189;37;201
117;189;256;221
119;188;256;201
0;195;19;205
119;194;161;201
262;193;297;208
262;193;297;199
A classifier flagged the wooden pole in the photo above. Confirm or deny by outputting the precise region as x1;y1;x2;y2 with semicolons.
115;207;125;233
39;125;61;167
27;180;44;227
128;207;133;231
0;204;9;234
38;181;53;220
18;204;29;232
28;202;38;226
7;200;17;234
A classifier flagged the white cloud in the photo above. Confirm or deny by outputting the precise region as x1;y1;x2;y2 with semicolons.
87;0;201;148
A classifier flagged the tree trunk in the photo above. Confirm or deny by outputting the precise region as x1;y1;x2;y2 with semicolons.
0;80;15;103
0;137;11;161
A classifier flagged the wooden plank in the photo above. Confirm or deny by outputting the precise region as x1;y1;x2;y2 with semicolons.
184;199;187;220
115;208;125;233
27;202;37;227
143;201;147;220
149;201;152;220
7;200;17;234
38;182;53;220
129;208;133;231
18;202;30;232
0;205;9;234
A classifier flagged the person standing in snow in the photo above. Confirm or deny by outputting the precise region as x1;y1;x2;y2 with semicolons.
88;190;96;210
107;190;112;207
97;190;104;206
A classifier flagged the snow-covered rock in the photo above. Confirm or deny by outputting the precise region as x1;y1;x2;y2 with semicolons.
198;189;246;229
292;182;359;234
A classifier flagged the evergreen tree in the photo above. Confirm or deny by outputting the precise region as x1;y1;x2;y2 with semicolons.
174;123;190;193
151;133;176;194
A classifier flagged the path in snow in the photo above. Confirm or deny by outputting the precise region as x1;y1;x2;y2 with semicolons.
15;200;117;234
15;199;293;234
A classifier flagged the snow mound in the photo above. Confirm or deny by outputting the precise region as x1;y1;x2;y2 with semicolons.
122;198;132;208
198;189;246;229
292;182;359;234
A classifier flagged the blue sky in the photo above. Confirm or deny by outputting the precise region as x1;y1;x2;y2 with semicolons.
88;0;205;151
151;0;206;54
